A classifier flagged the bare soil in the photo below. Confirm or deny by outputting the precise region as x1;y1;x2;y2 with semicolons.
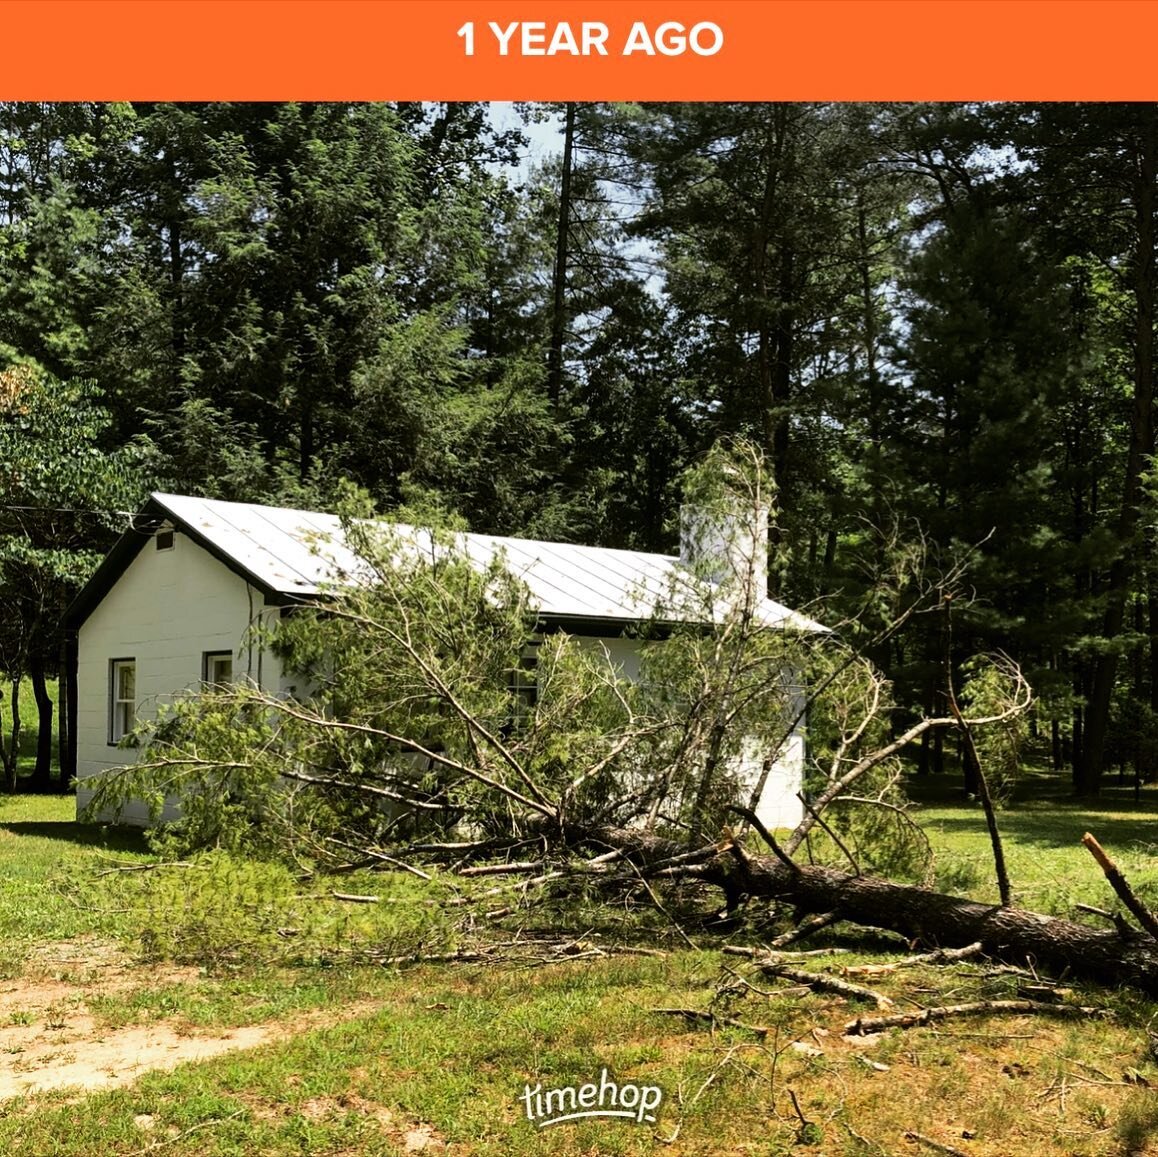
0;939;376;1101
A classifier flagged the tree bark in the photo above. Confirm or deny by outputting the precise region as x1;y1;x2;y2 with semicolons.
547;102;575;406
29;652;53;789
4;677;20;792
579;826;1158;995
715;854;1158;993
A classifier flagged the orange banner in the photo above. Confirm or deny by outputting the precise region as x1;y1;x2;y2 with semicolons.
2;0;1156;100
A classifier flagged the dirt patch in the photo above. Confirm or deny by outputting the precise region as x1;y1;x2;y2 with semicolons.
0;1019;283;1098
0;1002;385;1100
0;944;386;1102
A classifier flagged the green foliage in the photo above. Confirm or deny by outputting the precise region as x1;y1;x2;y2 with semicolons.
803;651;929;881
1107;696;1158;784
0;363;154;785
118;852;453;968
5;99;1158;798
88;508;569;856
960;655;1031;804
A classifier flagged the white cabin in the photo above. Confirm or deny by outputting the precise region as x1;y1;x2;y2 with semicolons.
64;493;825;829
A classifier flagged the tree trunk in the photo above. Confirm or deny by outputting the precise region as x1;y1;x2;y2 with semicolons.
4;677;20;791
61;631;78;789
1071;670;1085;790
754;105;794;564
959;733;979;795
546;102;575;406
584;827;1158;995
720;856;1158;994
1150;582;1158;712
29;654;53;789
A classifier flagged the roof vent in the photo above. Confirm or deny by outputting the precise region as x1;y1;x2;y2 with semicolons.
155;528;175;551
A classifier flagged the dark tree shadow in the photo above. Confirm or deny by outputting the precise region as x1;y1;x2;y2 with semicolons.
0;821;150;855
922;810;1158;851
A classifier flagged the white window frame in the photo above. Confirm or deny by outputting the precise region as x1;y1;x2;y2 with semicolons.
109;658;136;744
202;651;235;689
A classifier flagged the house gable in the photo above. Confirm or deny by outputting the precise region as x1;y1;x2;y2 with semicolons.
65;496;286;634
73;525;282;824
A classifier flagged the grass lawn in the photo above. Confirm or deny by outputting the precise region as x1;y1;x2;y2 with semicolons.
0;794;151;954
912;772;1158;915
0;787;1157;1154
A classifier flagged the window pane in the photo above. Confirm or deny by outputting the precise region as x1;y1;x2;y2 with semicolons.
111;660;136;742
204;653;233;685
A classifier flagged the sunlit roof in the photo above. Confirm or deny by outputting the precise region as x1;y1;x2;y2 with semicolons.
150;493;826;632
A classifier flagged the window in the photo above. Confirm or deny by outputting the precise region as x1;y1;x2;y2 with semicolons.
506;643;540;729
203;651;234;688
155;528;175;551
508;655;538;708
109;659;136;743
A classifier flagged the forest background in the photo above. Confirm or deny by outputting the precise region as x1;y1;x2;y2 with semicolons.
0;100;1153;802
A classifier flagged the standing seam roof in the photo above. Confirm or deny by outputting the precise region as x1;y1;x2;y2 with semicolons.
148;493;827;632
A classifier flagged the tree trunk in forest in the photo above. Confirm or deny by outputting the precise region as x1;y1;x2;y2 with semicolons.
770;251;794;500
856;188;885;539
960;734;980;796
547;102;575;407
1135;594;1147;698
299;394;314;481
1071;666;1085;789
1149;583;1158;712
29;653;53;789
752;106;794;571
58;637;71;790
1079;123;1157;795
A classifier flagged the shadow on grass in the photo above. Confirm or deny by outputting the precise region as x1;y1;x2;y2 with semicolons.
0;821;150;855
926;809;1158;850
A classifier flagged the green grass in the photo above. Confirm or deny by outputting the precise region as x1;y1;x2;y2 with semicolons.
0;795;150;958
0;952;1155;1155
1;784;1158;1153
0;961;700;1155
908;769;1158;915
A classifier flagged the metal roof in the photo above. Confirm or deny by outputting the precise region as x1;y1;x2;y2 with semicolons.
145;493;827;633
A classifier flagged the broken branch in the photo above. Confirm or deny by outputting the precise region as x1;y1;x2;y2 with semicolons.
761;962;892;1008
1081;832;1158;944
845;999;1107;1036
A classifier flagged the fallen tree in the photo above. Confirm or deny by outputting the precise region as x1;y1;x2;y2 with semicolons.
97;441;1158;999
521;823;1158;996
692;845;1158;994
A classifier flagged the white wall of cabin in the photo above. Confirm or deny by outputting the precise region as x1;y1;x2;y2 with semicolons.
75;529;282;824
